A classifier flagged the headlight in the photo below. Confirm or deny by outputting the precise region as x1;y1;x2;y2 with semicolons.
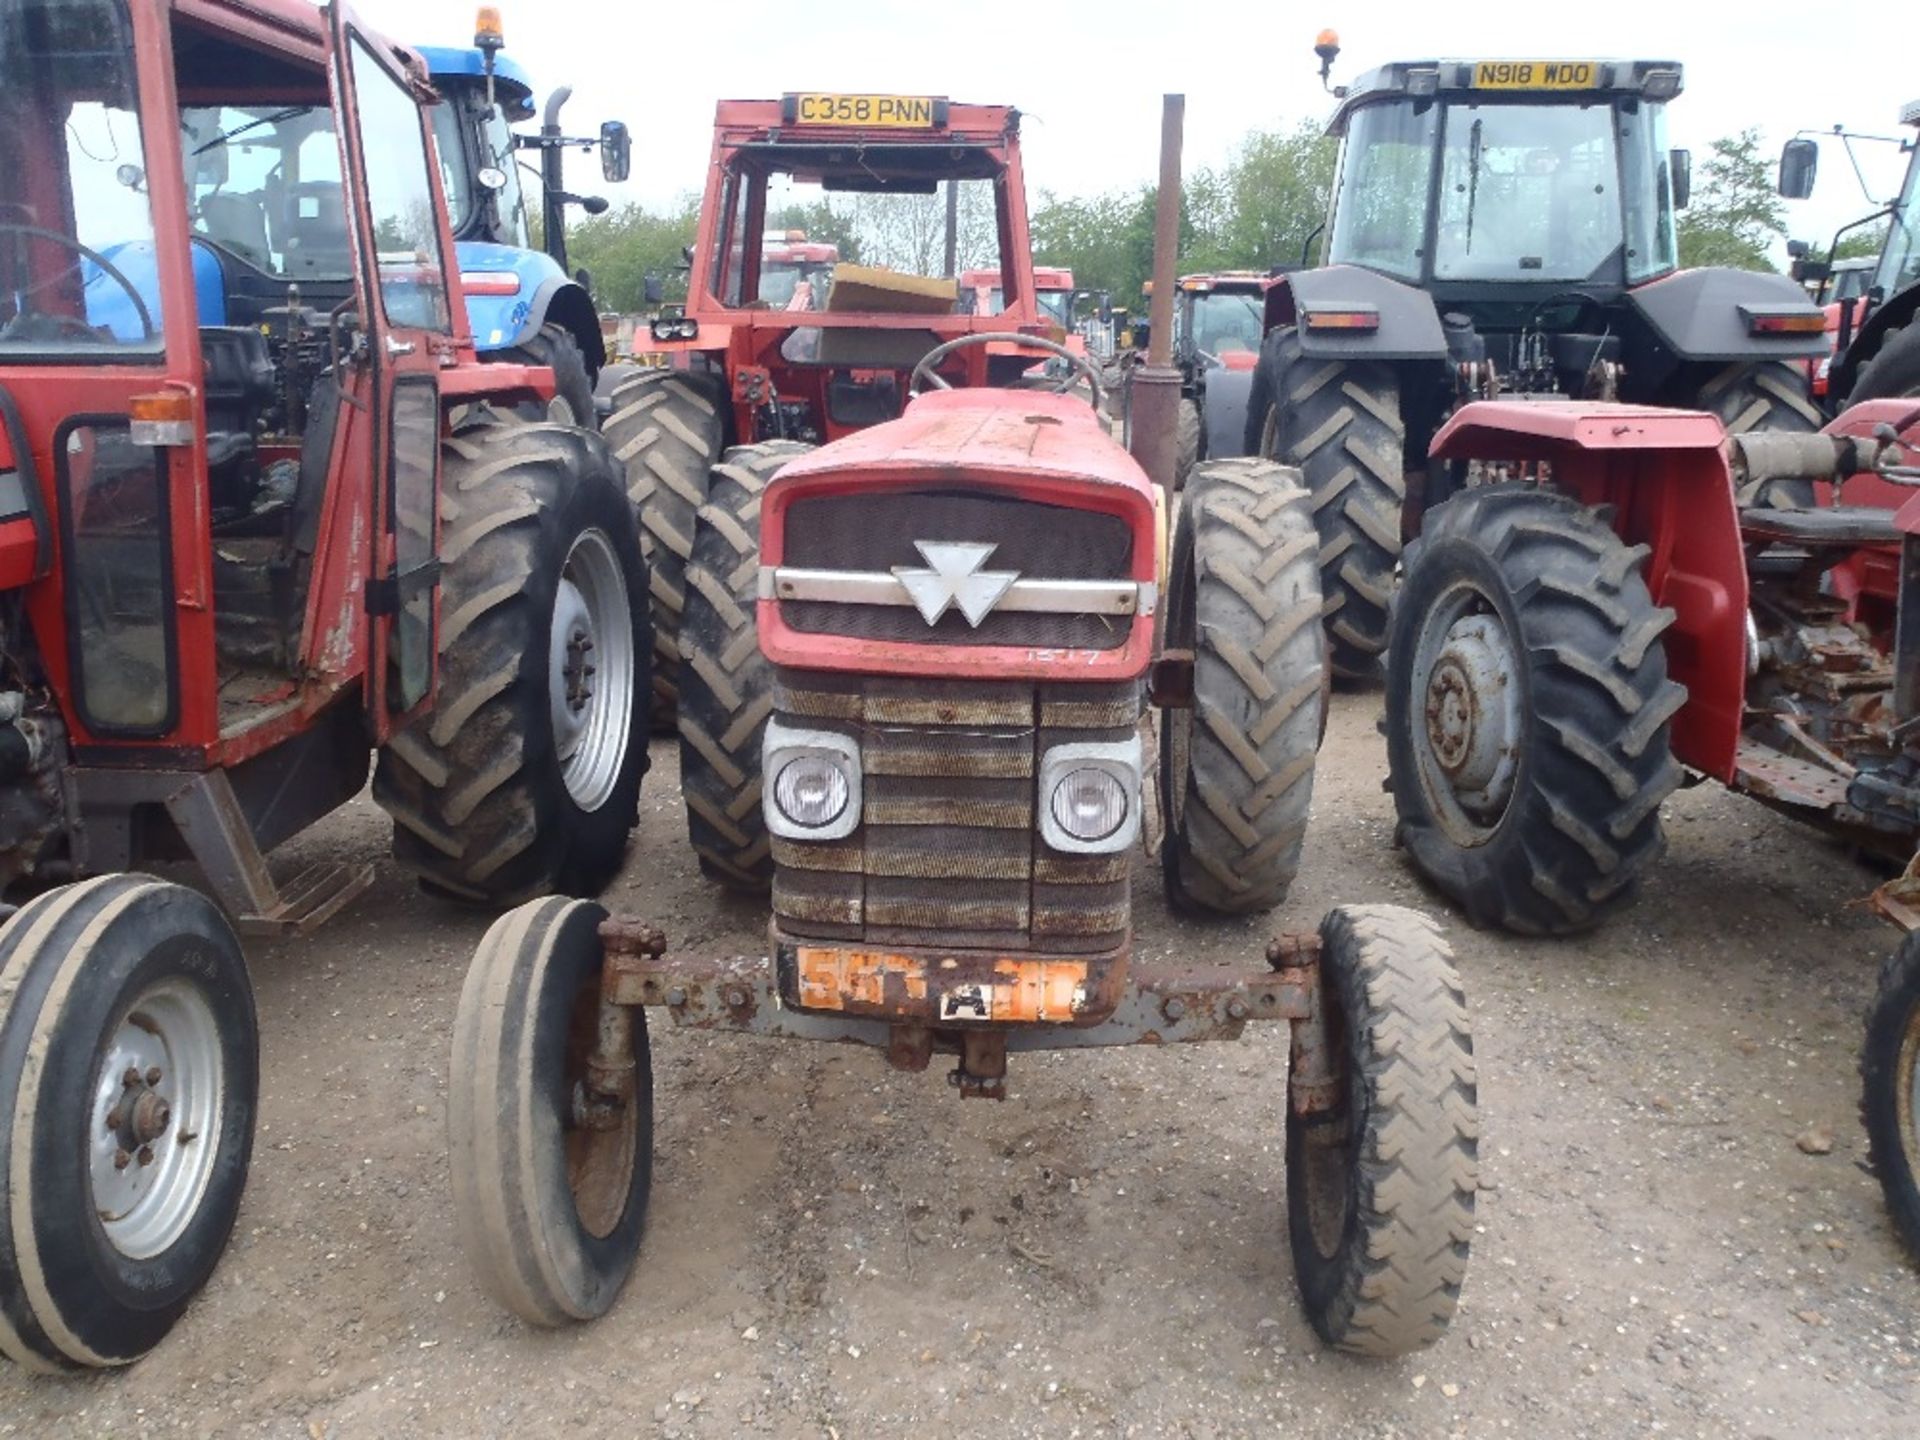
650;315;698;342
1050;767;1126;841
775;753;850;828
1038;738;1143;854
762;720;861;841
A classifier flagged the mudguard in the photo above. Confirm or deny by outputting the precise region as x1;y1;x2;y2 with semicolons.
1200;364;1254;461
1260;264;1447;361
1831;285;1920;402
456;240;607;371
1622;267;1827;362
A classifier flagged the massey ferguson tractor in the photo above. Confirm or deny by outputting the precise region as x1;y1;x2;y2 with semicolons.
604;96;1055;725
1371;394;1920;1255
0;0;647;1369
1247;44;1827;679
1164;271;1268;486
450;93;1480;1357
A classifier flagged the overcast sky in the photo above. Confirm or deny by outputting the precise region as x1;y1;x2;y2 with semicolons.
373;0;1912;260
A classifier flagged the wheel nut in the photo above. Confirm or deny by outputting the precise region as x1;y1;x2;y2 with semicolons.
1161;996;1187;1022
113;1148;131;1171
136;1145;154;1166
723;985;749;1010
665;986;687;1007
105;1106;125;1131
145;1066;162;1087
1227;998;1249;1020
122;1067;141;1089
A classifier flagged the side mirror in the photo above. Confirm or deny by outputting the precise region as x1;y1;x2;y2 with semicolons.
1777;138;1817;200
600;120;631;184
643;273;665;306
1669;148;1692;210
1786;238;1811;260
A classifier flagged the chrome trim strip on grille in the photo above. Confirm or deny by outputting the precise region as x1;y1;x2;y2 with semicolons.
760;565;1156;618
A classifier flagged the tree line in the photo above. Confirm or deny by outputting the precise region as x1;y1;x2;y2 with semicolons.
564;123;1854;315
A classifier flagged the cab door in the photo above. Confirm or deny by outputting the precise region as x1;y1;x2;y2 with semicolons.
325;4;453;733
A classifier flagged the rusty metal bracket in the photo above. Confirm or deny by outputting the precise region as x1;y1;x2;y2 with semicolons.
1148;649;1194;709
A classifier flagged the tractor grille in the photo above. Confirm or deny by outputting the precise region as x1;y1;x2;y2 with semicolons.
778;489;1134;649
771;671;1142;954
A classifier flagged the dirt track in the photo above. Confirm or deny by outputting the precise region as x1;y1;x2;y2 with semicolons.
2;692;1915;1438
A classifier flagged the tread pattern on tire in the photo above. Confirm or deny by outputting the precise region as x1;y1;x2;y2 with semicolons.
501;324;596;431
1292;904;1477;1357
1696;361;1821;508
1254;328;1405;679
601;369;725;719
1387;486;1684;935
1862;929;1920;1263
374;416;645;904
678;440;811;891
1162;456;1324;915
1174;396;1201;490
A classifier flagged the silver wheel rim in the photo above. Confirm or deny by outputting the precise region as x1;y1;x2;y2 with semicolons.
545;394;579;426
88;977;223;1260
550;527;635;810
1408;580;1522;847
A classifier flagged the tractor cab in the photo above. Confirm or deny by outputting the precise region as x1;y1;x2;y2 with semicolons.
760;232;840;311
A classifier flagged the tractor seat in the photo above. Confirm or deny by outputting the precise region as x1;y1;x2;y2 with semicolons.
1737;504;1901;549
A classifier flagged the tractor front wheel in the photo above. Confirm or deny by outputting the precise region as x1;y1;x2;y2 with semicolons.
0;876;257;1370
1863;929;1920;1262
1384;486;1683;935
375;415;650;905
679;441;813;892
1287;904;1477;1356
1251;328;1406;681
1159;457;1325;915
450;897;652;1325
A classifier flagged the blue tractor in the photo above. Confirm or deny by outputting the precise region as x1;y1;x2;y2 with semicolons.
417;13;630;427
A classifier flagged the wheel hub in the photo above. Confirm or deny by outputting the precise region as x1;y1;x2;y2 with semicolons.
548;531;636;811
1420;614;1520;824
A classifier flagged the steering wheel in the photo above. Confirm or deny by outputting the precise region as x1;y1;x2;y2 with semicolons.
909;330;1104;411
0;223;156;341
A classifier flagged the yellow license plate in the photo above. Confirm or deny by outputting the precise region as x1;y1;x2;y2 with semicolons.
1471;60;1598;90
787;93;941;128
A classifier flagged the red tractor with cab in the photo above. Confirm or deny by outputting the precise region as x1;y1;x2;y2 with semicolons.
601;97;1058;725
1374;393;1920;1256
448;92;1481;1359
1162;271;1269;486
0;0;648;1369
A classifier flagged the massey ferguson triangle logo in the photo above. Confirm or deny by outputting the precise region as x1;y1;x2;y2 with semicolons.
892;541;1019;627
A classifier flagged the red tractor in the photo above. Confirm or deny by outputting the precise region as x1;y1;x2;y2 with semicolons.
599;97;1058;725
760;232;840;312
1248;45;1827;680
0;0;648;1368
1164;271;1269;486
1373;395;1920;1254
446;93;1481;1360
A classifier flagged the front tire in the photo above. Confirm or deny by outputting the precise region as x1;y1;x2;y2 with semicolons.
1863;929;1920;1262
678;441;811;892
1251;328;1405;681
1288;904;1476;1356
1384;486;1683;935
1159;457;1325;915
0;876;257;1370
450;897;652;1326
374;416;650;905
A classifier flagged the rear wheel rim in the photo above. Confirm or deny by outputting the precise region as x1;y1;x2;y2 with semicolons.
550;528;635;811
1408;580;1522;846
88;977;224;1260
563;982;636;1240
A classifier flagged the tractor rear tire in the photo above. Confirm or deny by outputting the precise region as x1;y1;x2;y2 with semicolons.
1174;396;1201;490
1384;486;1684;935
1863;928;1920;1263
1287;904;1476;1356
1252;328;1405;682
678;441;813;892
501;324;597;432
450;897;652;1326
1696;360;1822;508
375;416;649;905
1849;322;1920;404
601;369;727;728
0;876;257;1370
1159;457;1325;916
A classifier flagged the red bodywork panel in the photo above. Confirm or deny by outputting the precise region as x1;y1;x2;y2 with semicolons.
1431;402;1749;783
1824;400;1920;635
759;389;1157;681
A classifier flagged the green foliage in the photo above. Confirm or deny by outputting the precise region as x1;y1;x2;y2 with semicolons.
566;197;699;311
1832;223;1888;263
1677;128;1787;272
1029;120;1335;301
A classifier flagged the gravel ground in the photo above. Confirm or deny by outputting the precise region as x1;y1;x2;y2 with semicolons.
1;691;1914;1438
